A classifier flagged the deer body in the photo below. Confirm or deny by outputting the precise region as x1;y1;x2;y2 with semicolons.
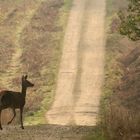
0;75;34;130
0;91;25;109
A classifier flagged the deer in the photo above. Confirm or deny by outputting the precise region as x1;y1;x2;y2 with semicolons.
0;75;34;130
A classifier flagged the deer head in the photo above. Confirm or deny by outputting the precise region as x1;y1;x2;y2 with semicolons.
22;75;34;88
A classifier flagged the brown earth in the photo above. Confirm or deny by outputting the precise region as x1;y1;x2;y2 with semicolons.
0;125;95;140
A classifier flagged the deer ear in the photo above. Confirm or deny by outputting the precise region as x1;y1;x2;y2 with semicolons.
22;75;24;79
25;75;28;79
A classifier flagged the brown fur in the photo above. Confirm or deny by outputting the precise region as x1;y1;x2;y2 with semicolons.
0;75;34;130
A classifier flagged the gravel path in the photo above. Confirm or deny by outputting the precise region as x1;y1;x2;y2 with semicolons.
0;125;95;140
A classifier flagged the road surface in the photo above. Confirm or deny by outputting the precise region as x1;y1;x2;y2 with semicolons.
46;0;106;126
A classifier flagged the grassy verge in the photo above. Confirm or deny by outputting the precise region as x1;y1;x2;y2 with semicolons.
100;0;127;139
100;0;140;140
24;0;72;125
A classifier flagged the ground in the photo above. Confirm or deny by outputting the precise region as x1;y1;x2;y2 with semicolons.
0;125;95;140
0;0;106;139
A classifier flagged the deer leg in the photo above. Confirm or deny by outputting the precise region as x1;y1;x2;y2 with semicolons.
0;110;2;130
7;108;16;125
20;107;24;129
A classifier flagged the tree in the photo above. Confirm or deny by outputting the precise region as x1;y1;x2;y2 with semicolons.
119;0;140;41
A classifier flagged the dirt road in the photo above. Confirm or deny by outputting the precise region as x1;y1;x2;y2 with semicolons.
46;0;106;126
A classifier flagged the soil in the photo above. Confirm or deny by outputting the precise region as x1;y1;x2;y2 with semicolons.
0;125;95;140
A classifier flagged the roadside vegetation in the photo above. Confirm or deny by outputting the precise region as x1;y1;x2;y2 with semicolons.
23;0;72;125
0;0;72;125
101;0;140;140
84;0;140;140
119;0;140;41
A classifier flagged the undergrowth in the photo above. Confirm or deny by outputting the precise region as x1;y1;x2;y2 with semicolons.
0;0;72;125
101;0;140;140
23;0;72;125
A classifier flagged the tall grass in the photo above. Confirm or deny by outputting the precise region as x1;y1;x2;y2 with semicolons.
22;0;72;125
101;0;140;140
0;0;72;125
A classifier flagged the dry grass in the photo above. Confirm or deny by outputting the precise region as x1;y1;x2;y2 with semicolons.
101;0;140;140
102;37;140;140
21;0;72;124
0;0;72;125
102;99;140;140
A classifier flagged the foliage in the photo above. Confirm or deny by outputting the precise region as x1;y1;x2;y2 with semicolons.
102;0;140;140
119;0;140;41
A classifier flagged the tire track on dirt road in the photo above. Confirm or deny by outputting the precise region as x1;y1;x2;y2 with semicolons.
46;0;106;126
46;0;87;125
74;0;106;126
